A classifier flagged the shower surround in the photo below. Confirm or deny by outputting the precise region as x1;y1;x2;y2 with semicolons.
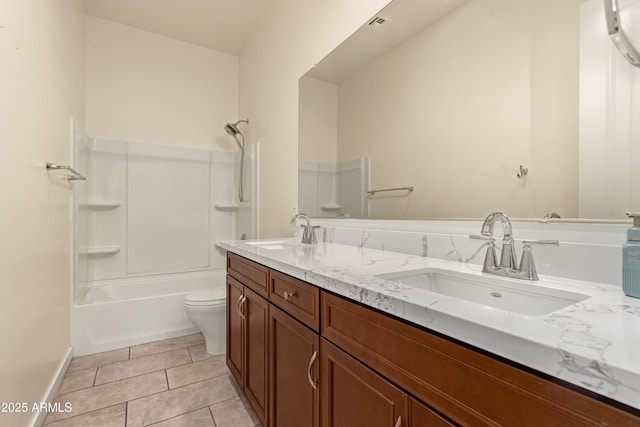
72;134;257;355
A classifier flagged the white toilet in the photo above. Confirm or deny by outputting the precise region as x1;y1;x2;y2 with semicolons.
184;288;226;355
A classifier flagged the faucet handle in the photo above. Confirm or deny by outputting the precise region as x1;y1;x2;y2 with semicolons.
470;235;498;272
518;240;558;280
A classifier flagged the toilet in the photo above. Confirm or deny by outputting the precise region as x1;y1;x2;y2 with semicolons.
184;288;226;355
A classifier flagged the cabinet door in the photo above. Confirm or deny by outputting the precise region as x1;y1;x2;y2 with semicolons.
321;339;408;427
244;287;269;426
226;276;244;385
269;305;320;427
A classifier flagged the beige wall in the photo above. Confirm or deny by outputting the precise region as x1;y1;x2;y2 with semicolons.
299;77;338;163
85;16;239;150
239;0;392;237
0;0;85;426
337;0;579;219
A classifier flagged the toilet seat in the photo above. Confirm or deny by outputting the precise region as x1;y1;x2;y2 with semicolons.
185;289;226;306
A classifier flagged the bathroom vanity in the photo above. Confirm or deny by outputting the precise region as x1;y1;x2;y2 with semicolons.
221;240;640;426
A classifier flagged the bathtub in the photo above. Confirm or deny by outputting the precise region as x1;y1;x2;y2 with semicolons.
72;270;226;356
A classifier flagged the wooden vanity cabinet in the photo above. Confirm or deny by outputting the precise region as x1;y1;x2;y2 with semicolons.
268;304;320;427
226;265;268;426
227;254;321;427
227;253;640;427
321;291;640;427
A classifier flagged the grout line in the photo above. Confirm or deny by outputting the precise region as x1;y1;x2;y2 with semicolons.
86;347;204;387
146;407;215;426
44;403;125;426
128;334;204;360
56;369;169;398
92;366;97;387
126;374;228;406
166;368;230;390
94;365;184;389
164;369;169;390
128;346;131;360
208;405;216;425
125;401;128;427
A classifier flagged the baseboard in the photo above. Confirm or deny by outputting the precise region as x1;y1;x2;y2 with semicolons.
31;346;73;427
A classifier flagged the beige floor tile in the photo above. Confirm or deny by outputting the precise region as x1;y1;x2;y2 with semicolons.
95;348;191;385
149;407;215;427
68;348;129;372
126;375;237;427
46;371;167;423
58;367;96;394
130;334;204;359
210;397;258;427
45;403;125;427
187;344;213;362
166;354;228;389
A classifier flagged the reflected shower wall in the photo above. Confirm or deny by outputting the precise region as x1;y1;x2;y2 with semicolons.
299;157;369;218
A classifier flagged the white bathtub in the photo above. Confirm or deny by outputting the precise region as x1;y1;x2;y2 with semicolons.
72;270;226;356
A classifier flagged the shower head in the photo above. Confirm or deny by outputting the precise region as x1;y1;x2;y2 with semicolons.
224;119;249;137
224;119;250;203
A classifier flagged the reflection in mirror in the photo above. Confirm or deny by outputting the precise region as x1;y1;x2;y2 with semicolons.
299;0;640;221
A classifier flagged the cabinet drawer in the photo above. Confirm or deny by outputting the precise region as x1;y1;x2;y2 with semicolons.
227;253;269;298
321;292;640;427
269;270;320;332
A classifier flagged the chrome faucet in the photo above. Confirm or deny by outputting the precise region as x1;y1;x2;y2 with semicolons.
291;213;319;245
480;212;517;270
470;212;559;280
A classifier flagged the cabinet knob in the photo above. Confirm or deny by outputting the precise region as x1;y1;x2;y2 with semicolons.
283;291;296;301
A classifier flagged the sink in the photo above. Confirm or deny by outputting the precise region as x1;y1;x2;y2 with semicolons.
244;240;288;250
376;268;589;316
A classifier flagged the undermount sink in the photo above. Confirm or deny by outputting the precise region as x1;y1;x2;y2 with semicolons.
244;240;289;250
376;268;589;316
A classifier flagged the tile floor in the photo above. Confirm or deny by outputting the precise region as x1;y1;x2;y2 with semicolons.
46;333;260;427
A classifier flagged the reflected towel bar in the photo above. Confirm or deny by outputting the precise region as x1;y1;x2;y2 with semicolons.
367;186;414;195
46;162;86;181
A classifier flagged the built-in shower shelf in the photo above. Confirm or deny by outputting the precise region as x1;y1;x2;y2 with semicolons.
83;246;121;255
85;200;122;209
214;203;240;211
320;203;341;211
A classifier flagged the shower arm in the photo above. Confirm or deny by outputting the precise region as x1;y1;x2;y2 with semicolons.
605;0;640;68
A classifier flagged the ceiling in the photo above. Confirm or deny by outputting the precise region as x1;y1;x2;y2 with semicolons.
84;0;273;55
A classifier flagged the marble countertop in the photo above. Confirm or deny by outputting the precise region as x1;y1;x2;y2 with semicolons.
217;238;640;410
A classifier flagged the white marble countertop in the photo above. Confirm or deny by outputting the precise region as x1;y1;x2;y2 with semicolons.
217;238;640;410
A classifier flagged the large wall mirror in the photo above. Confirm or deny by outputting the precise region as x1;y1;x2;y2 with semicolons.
298;0;640;221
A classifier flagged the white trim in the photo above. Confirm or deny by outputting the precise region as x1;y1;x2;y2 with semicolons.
31;347;73;427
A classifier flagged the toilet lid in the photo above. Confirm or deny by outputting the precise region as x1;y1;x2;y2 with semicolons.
185;288;226;306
